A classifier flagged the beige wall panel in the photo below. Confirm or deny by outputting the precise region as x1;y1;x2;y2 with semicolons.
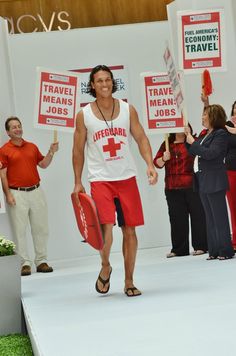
0;0;173;33
0;0;43;33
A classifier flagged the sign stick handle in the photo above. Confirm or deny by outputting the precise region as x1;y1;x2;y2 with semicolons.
182;107;188;126
53;129;58;143
165;134;169;152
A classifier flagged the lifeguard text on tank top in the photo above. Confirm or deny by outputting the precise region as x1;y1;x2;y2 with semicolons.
83;99;137;182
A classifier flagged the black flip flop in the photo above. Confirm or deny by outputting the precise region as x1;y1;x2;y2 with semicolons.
124;287;142;297
95;267;112;294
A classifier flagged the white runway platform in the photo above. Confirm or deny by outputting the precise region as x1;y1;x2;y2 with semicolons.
22;247;236;356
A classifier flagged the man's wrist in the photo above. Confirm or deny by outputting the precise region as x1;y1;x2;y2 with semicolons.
161;156;166;163
48;150;54;157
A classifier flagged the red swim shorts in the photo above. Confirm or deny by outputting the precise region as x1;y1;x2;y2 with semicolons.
90;176;144;227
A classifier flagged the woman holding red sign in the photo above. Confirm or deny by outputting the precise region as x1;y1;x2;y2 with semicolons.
153;125;208;258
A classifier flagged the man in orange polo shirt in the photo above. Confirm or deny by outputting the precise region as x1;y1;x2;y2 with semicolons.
0;116;58;276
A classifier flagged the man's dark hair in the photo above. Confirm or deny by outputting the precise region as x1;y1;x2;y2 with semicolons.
5;116;22;131
87;65;117;98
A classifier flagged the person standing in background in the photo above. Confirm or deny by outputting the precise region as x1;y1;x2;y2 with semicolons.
0;116;59;275
185;105;234;260
153;125;208;258
203;96;236;252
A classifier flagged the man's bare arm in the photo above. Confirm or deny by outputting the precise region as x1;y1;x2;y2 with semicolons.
72;110;87;193
129;105;158;185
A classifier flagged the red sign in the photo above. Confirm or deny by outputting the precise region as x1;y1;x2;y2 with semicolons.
35;69;79;131
178;9;225;71
142;73;184;134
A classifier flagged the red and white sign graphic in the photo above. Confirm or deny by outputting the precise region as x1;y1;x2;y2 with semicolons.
35;68;80;132
178;9;226;72
163;48;184;111
141;72;184;134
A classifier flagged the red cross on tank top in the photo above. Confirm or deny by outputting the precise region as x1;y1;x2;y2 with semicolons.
102;137;121;157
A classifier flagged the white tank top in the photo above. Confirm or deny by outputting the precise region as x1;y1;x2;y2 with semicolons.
83;99;137;182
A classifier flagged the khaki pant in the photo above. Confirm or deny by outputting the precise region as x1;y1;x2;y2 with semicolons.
9;186;49;267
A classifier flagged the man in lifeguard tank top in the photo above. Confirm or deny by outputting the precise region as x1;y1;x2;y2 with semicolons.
72;65;157;297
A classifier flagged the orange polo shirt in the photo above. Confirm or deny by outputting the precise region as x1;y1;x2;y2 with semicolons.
0;139;44;187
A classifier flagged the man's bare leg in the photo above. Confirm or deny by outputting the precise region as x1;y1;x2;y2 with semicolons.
96;223;113;293
122;226;141;296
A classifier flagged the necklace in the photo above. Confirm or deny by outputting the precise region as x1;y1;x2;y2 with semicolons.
95;99;116;135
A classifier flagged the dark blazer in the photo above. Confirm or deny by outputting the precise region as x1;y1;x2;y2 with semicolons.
187;129;229;193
